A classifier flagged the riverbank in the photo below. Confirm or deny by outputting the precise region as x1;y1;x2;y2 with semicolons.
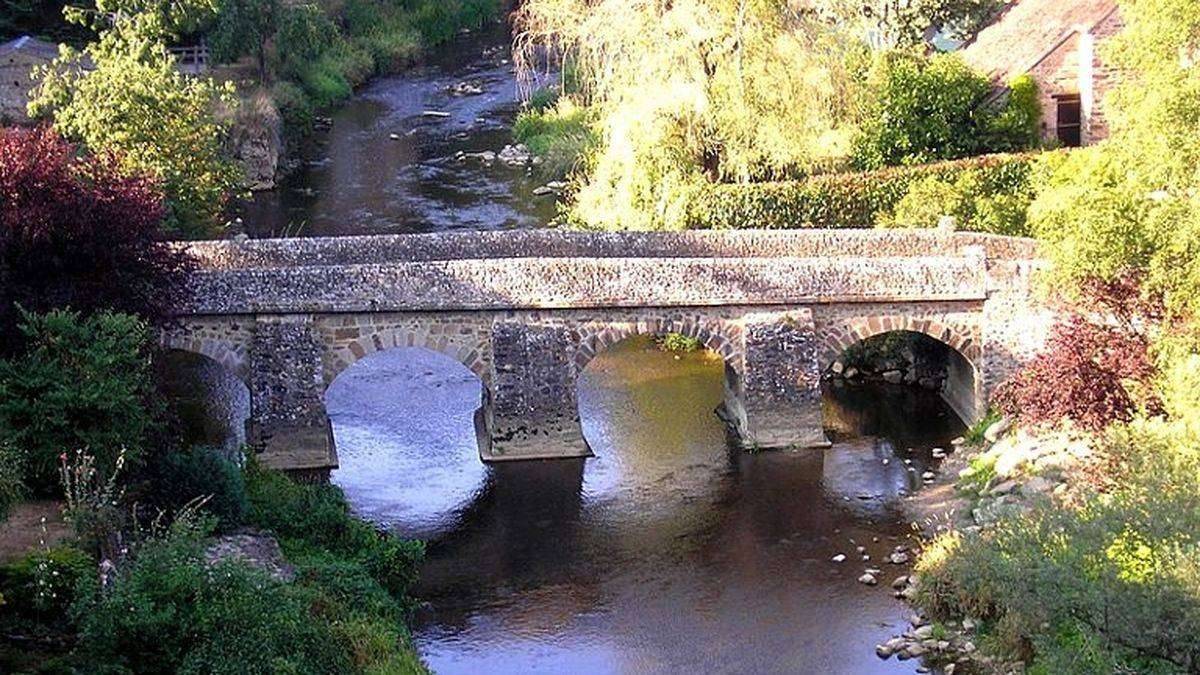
884;419;1163;674
222;0;506;196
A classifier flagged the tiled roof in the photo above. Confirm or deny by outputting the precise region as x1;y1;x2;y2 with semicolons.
958;0;1119;83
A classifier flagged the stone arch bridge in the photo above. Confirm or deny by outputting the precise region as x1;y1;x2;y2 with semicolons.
165;230;1051;474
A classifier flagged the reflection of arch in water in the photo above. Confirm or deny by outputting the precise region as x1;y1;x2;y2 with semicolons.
574;332;733;470
156;348;250;454
573;319;745;453
820;318;981;424
323;346;490;536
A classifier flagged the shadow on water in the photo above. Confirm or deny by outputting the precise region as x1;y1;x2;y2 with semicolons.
327;337;964;674
236;22;558;237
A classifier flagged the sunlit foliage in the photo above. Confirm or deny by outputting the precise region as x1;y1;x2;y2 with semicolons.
514;0;866;230
28;1;240;237
1029;0;1200;341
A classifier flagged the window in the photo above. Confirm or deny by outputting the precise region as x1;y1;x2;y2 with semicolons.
1056;94;1082;147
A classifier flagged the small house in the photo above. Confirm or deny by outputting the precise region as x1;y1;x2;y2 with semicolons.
959;0;1122;147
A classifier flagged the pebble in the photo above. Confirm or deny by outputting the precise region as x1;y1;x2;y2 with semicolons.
921;471;936;480
422;110;451;117
831;553;846;562
532;186;555;196
858;573;878;585
388;133;401;140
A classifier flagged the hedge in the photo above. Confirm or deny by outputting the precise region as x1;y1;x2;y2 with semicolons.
683;152;1047;230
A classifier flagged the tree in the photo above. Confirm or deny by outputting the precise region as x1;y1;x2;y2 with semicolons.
28;2;240;237
0;126;194;348
851;50;1040;170
208;0;280;84
811;0;1001;49
1029;0;1200;342
514;0;866;230
0;310;160;495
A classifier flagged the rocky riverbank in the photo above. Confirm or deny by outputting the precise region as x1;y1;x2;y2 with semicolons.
879;419;1098;674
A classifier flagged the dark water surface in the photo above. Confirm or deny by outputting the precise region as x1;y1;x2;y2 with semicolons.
237;23;557;237
326;338;964;674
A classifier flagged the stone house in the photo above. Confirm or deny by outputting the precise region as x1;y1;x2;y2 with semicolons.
0;35;58;125
959;0;1122;147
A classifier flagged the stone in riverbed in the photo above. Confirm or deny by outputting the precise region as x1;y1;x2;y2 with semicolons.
831;553;846;562
984;417;1013;443
890;551;910;564
532;186;555;196
858;573;878;585
882;369;903;384
891;575;909;589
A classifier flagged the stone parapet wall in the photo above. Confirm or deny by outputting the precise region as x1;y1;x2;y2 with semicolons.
179;255;988;315
180;230;1038;270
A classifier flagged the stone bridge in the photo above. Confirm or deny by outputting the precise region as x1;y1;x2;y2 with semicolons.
165;229;1051;474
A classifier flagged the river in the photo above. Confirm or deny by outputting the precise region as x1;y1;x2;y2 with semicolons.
325;338;963;674
236;24;557;237
232;22;965;674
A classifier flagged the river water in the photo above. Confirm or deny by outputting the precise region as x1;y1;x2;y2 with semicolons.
236;24;556;237
325;338;963;674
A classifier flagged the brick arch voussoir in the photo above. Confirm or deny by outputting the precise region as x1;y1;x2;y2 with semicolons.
326;329;490;388
160;334;249;384
820;314;979;372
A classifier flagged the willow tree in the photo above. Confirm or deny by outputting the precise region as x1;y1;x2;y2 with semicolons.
514;0;864;230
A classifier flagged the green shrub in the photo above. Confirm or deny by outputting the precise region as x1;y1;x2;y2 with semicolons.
684;152;1041;230
0;440;24;520
0;545;94;622
878;167;1036;235
136;447;248;532
244;460;424;599
271;80;316;136
654;332;701;353
513;96;596;177
0;310;159;496
917;420;1200;671
73;520;353;674
851;51;1041;170
963;408;1003;445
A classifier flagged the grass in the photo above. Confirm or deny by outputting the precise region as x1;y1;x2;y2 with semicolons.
964;408;1003;445
512;96;596;177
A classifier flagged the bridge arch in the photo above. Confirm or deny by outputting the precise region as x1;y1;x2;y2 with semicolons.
160;333;249;384
324;327;491;388
572;318;743;376
819;314;983;423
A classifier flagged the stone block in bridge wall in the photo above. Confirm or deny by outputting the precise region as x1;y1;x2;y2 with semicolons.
487;320;587;460
734;309;828;449
247;316;336;474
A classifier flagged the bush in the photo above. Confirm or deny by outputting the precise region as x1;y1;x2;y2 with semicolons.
0;310;160;496
73;519;353;674
135;447;248;532
915;420;1200;672
0;545;94;622
513;96;596;177
684;152;1040;230
0;440;24;520
0;127;195;348
244;460;424;599
851;51;1041;170
878;168;1035;235
994;275;1162;432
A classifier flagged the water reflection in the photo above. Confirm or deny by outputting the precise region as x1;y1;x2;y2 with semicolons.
326;348;488;539
327;337;963;674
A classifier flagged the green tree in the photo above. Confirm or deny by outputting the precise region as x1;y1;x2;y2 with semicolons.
851;50;1040;169
0;310;159;496
514;0;866;230
1028;0;1200;344
208;0;280;83
812;0;1001;49
29;3;239;237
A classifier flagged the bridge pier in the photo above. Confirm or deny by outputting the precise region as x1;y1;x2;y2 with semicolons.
247;316;338;479
483;320;589;460
723;309;829;450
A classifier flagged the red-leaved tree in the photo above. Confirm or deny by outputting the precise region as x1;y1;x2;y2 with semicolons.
0;126;194;352
994;274;1162;432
